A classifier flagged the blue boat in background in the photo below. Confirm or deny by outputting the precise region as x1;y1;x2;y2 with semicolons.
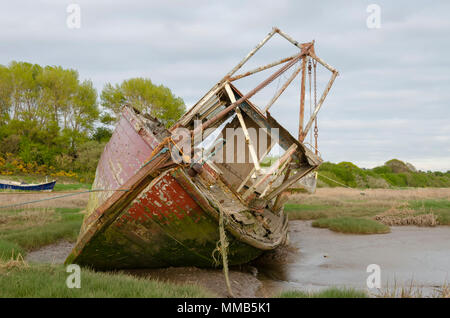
0;180;56;191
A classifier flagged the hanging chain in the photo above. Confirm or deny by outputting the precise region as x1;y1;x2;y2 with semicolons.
308;58;312;145
313;59;318;155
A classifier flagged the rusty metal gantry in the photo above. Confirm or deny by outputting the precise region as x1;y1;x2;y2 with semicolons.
177;27;339;149
173;27;339;206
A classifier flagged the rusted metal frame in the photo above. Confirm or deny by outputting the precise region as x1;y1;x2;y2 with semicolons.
175;29;278;129
175;28;317;130
309;51;338;74
263;61;303;113
300;70;338;141
264;166;315;201
224;83;261;172
228;53;299;82
224;27;278;80
274;27;306;50
298;56;307;140
242;144;297;199
259;155;293;197
196;52;305;135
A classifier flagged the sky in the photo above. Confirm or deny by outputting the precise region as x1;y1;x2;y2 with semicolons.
1;0;449;171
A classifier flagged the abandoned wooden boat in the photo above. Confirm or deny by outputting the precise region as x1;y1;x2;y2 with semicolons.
0;179;56;191
65;27;338;269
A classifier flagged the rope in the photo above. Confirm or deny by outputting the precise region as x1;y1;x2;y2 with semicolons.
141;146;170;168
317;172;365;195
0;189;129;210
212;201;234;298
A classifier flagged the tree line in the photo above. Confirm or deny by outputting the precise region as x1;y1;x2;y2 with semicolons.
0;61;185;182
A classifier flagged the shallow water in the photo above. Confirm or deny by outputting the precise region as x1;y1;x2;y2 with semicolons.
256;221;450;296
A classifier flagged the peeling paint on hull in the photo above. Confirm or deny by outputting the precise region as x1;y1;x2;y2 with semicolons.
66;108;265;269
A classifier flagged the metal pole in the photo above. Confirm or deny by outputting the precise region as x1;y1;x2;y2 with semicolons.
299;57;307;140
301;71;338;141
263;62;302;113
197;52;304;133
229;53;298;82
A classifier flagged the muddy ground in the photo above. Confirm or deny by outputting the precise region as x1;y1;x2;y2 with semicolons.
26;220;450;297
25;240;267;297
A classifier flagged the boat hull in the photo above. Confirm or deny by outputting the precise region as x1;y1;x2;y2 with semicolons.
66;168;262;269
66;107;269;269
0;181;56;191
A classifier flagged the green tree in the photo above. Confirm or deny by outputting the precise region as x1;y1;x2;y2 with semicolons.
8;61;42;122
101;77;185;127
38;65;78;127
0;65;12;123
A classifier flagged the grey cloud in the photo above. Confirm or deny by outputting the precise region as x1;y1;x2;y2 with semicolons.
0;0;449;171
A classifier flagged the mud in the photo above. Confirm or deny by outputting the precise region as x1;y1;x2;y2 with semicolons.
257;221;450;296
25;240;75;264
25;221;450;297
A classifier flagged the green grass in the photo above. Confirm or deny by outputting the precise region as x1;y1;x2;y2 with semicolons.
284;201;387;220
409;199;450;225
284;203;330;220
312;217;390;234
0;239;25;261
0;208;83;260
0;207;215;298
278;287;368;298
0;264;214;297
53;183;91;192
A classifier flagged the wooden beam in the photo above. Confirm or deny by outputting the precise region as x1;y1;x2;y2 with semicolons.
236;140;275;193
259;156;292;197
225;83;261;172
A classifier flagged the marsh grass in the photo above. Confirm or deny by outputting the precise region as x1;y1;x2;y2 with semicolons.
0;207;83;260
372;280;450;298
278;287;367;298
285;188;450;227
312;217;390;234
53;183;91;192
0;263;214;298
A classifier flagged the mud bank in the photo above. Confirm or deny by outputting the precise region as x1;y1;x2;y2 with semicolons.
25;241;264;297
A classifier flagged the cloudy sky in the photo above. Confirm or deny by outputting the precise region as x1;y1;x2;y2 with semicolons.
1;1;449;171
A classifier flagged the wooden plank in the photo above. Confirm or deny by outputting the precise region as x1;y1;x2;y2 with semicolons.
242;144;297;199
264;166;314;200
